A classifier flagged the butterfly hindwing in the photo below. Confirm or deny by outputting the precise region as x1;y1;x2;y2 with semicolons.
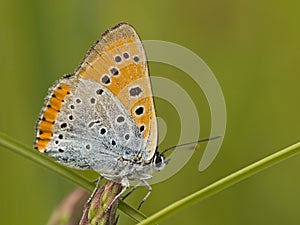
35;74;144;170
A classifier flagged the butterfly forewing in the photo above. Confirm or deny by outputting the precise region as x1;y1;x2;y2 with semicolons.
75;23;158;161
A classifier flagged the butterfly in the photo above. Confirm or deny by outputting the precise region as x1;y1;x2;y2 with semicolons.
34;22;166;208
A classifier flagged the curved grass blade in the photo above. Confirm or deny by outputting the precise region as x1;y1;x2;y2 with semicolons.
0;132;146;222
137;141;300;225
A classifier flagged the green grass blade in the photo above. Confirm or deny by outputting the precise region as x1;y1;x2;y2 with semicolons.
0;132;146;222
137;141;300;225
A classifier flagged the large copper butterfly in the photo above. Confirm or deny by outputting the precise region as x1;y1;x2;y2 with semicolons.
34;23;165;206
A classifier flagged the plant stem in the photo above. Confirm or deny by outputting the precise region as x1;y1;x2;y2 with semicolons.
137;141;300;225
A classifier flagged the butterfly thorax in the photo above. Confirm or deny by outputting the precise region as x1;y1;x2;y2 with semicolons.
97;151;166;187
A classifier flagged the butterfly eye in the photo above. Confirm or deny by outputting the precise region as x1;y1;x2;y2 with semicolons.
154;153;165;168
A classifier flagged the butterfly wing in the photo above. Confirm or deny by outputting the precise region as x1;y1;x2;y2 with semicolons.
34;23;157;172
75;23;158;161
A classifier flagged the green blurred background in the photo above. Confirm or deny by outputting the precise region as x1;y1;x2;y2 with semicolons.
1;0;300;224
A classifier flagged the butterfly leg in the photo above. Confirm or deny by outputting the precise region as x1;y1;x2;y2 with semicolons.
121;182;141;200
137;180;152;210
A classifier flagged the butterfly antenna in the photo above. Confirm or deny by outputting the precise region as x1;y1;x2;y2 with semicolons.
160;135;222;155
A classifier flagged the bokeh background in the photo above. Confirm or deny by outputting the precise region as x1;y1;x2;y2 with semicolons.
1;1;300;224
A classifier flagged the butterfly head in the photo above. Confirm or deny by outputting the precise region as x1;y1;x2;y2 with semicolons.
151;151;167;171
